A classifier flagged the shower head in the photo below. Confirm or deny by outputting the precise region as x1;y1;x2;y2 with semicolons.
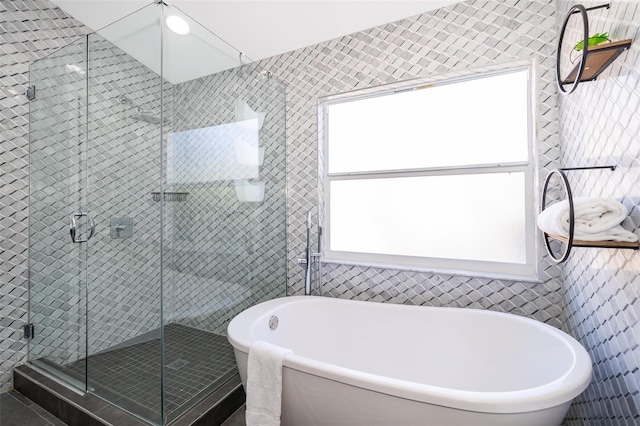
133;109;170;125
117;94;169;125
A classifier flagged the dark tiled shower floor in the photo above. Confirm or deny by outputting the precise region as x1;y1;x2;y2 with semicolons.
45;323;237;423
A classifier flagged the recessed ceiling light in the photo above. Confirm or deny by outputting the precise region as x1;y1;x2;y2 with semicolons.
166;15;189;35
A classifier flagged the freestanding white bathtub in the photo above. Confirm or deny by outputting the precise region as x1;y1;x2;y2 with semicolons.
227;296;592;426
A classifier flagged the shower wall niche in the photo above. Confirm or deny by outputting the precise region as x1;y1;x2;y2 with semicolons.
27;3;286;425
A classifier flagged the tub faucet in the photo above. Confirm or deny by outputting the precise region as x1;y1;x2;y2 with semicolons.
298;211;321;295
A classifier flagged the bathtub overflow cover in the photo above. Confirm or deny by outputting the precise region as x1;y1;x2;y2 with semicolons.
269;315;279;330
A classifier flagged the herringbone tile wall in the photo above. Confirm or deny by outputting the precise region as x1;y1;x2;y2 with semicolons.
260;0;565;326
557;1;640;424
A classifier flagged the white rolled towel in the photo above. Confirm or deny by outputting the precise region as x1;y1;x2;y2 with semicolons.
537;197;638;242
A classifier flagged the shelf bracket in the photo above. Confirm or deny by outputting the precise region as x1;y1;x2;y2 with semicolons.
560;165;616;171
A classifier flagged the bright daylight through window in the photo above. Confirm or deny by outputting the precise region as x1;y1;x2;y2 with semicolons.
320;67;536;278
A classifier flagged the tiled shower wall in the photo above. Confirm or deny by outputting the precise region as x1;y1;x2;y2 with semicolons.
0;0;89;393
557;1;640;424
29;35;89;366
165;64;287;335
28;31;170;365
1;0;287;393
27;25;288;362
261;0;566;326
85;34;168;353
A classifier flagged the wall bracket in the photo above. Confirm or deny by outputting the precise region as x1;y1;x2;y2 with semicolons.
23;323;35;340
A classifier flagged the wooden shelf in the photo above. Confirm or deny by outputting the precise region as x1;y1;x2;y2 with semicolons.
541;167;638;263
562;39;633;84
546;233;639;250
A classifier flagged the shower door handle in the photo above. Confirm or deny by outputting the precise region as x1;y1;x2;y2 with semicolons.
69;211;96;243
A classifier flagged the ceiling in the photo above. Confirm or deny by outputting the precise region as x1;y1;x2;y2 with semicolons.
51;0;464;83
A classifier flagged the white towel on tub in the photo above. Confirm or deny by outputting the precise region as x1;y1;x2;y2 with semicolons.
537;197;638;242
246;340;292;426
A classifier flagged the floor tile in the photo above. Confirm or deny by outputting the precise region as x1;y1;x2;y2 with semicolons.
0;391;64;426
35;324;237;422
220;404;246;426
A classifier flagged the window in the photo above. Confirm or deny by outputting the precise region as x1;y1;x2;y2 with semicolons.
319;67;537;279
167;119;260;184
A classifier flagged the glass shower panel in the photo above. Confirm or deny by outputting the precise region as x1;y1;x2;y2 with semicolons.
161;5;287;422
85;4;163;424
28;36;88;390
27;3;287;424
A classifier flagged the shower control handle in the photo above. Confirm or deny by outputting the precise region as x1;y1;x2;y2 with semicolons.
69;213;77;242
69;211;95;243
87;214;96;241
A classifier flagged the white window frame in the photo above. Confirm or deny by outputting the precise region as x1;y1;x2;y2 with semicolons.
318;64;539;281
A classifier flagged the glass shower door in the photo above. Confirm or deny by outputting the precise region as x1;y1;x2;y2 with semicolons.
28;36;89;390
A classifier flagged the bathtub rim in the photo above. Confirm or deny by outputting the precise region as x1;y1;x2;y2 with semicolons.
227;295;592;414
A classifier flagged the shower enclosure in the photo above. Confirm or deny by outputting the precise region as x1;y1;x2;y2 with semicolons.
27;2;286;424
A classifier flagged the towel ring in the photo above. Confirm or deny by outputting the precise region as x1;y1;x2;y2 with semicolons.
556;4;589;95
541;169;575;263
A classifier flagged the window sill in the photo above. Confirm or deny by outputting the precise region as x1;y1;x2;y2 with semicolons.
319;257;543;284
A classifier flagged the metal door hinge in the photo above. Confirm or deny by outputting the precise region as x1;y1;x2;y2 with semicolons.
23;323;35;340
26;86;36;101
